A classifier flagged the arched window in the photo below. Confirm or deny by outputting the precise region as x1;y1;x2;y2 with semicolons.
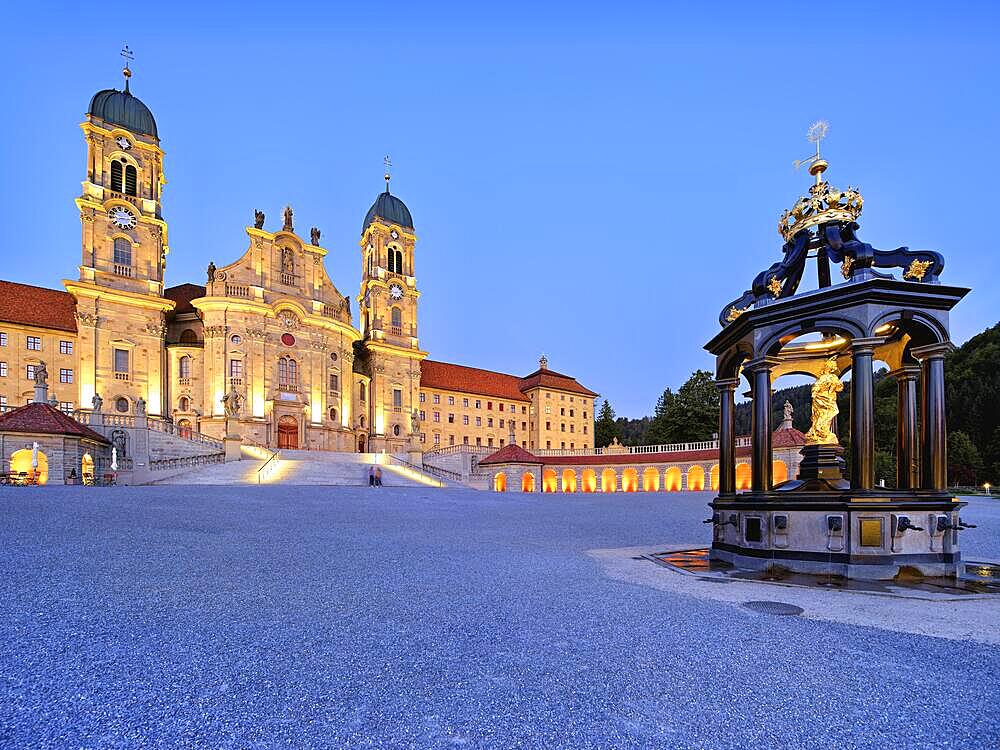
387;248;404;274
113;238;132;267
178;355;191;379
278;356;298;386
359;382;366;402
124;164;138;196
179;329;198;344
110;160;123;192
390;307;402;327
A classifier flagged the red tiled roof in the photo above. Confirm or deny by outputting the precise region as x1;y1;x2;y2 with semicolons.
773;426;807;448
421;360;531;402
0;402;108;443
165;283;205;316
479;444;543;466
519;367;599;397
0;281;77;333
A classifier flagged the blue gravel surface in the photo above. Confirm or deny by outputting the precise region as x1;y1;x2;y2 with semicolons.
1;486;998;749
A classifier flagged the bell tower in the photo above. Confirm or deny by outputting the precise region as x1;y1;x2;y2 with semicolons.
64;47;174;416
357;164;427;453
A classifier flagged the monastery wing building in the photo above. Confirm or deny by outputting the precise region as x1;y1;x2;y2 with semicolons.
0;68;597;455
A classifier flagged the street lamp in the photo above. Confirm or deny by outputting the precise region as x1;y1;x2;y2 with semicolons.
984;482;992;496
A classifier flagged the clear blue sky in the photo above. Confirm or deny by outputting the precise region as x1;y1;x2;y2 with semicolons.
1;2;997;417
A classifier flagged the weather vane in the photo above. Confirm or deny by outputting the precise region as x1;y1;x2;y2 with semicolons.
793;120;830;182
120;43;134;91
384;155;392;190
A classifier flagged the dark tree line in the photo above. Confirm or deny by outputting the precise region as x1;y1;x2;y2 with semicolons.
596;321;1000;485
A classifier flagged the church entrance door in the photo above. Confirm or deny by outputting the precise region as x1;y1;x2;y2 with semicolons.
357;435;366;453
277;415;298;449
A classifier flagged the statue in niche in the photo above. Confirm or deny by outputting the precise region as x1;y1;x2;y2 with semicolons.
92;393;103;413
281;247;294;273
33;361;48;386
254;209;265;229
805;357;843;445
283;205;294;232
134;396;146;416
222;386;243;418
310;227;321;246
207;261;216;283
111;429;127;458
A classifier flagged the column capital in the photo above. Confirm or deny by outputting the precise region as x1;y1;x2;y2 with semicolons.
888;364;921;381
850;336;885;354
743;356;781;374
911;342;955;361
714;377;740;391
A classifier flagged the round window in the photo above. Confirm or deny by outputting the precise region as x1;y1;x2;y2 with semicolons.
330;352;338;362
231;334;242;345
281;333;295;347
115;397;129;413
393;424;401;436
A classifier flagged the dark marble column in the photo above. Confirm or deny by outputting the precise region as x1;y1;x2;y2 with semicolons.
850;338;880;490
891;365;921;489
715;377;739;497
913;343;953;491
746;359;776;493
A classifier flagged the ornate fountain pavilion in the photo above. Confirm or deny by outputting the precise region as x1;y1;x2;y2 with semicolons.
705;125;972;579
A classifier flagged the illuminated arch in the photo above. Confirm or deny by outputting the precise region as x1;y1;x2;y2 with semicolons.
736;462;751;490
10;448;48;485
710;464;719;491
81;452;94;485
664;467;682;491
521;472;535;492
622;468;638;493
542;469;557;493
773;459;788;485
687;465;706;491
580;469;597;493
601;468;617;492
642;467;660;492
493;472;507;492
561;469;577;493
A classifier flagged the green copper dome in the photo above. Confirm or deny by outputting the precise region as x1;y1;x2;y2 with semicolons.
363;190;413;234
88;88;158;139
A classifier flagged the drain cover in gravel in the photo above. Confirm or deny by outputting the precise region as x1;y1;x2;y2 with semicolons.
742;600;804;616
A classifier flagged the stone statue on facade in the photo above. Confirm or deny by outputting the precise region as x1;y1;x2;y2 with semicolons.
804;357;843;445
33;361;48;386
783;400;793;424
92;393;103;413
283;205;294;232
310;227;321;246
207;261;216;283
411;408;420;434
281;247;294;273
222;386;243;418
254;209;265;229
134;396;146;416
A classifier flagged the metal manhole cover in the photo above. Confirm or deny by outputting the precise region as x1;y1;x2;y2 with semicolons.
741;600;804;616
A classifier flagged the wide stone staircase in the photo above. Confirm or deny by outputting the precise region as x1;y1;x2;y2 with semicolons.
154;448;454;487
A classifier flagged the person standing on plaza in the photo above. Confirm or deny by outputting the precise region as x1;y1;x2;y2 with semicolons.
368;466;375;487
374;467;382;487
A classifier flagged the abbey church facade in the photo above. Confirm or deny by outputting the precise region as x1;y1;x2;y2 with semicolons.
0;70;597;454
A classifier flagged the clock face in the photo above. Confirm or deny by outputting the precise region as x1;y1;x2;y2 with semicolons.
115;135;131;150
108;206;136;229
390;230;399;240
388;283;404;300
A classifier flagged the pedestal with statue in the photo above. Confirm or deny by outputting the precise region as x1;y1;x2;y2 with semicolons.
221;386;244;463
704;122;973;579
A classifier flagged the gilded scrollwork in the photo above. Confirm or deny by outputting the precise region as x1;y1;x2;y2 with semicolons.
903;259;933;281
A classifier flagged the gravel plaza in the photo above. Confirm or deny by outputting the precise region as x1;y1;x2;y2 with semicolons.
1;486;998;749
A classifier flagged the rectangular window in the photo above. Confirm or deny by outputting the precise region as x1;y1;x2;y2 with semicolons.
583;426;588;434
0;395;6;409
475;400;481;409
230;359;243;378
499;419;504;428
59;401;74;414
488;438;494;447
329;373;339;392
59;368;73;383
26;336;41;351
499;403;504;412
0;362;6;377
114;348;129;373
448;396;455;405
419;392;425;403
522;406;527;414
561;424;566;432
26;364;36;381
463;436;469;445
433;411;440;422
487;418;493;427
0;332;6;346
475;417;482;426
463;398;469;407
393;389;403;408
59;340;73;355
545;405;551;415
449;435;455;445
522;422;526;430
570;424;575;433
500;439;504;447
463;415;469;425
570;442;575;449
419;410;425;420
561;442;565;449
570;409;575;417
448;413;455;423
546;421;551;430
419;433;426;443
570;396;574;402
560;408;565;416
433;394;440;404
487;401;493;410
434;433;441;446
546;440;551;449
476;437;482;446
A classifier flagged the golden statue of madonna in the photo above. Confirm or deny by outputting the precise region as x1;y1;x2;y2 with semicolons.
805;357;843;445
